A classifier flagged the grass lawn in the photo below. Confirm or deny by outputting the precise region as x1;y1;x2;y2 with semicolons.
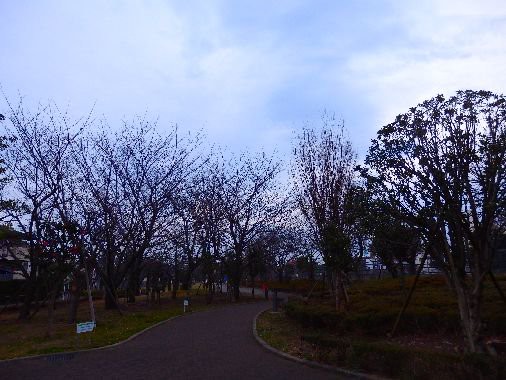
256;275;506;379
0;289;259;360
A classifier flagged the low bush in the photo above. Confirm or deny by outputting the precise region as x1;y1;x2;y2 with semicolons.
284;275;506;336
261;275;506;378
284;302;341;329
300;333;506;379
262;279;324;294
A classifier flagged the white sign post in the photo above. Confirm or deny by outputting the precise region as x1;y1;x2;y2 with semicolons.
183;299;189;313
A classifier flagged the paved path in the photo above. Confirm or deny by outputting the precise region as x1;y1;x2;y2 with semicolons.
0;301;342;380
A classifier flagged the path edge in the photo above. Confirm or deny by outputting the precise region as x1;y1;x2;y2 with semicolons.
252;307;387;380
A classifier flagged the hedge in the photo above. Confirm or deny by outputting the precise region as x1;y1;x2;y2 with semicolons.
301;334;506;379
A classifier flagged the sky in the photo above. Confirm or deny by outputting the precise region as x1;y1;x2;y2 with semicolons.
1;0;505;159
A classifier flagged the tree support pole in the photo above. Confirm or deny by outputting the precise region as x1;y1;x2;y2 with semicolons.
304;280;320;302
389;248;429;338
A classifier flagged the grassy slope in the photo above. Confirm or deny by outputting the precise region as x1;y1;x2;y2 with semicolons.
0;290;257;360
257;275;506;379
285;275;506;336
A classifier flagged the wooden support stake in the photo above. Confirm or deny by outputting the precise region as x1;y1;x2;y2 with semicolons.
304;280;319;302
389;248;429;338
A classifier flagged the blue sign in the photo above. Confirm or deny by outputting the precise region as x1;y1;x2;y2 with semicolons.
76;321;95;334
223;275;228;282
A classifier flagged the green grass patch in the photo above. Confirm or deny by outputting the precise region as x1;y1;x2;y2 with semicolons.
256;275;506;378
0;289;260;360
284;275;506;336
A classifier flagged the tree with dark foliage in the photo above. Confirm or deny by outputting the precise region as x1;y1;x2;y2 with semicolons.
368;200;421;278
363;90;506;353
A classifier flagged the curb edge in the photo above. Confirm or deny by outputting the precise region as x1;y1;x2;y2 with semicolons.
252;308;387;380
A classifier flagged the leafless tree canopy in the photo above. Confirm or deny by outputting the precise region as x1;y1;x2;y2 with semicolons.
292;113;357;310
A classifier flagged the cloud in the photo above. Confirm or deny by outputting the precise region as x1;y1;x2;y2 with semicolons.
1;0;505;158
343;0;506;127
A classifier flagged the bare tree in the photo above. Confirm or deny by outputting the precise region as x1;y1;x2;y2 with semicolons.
267;227;302;283
363;90;506;352
169;175;207;291
222;153;284;301
292;113;357;311
73;120;196;309
1;99;87;320
195;159;227;302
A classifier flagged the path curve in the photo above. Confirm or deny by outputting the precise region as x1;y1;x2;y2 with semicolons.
0;301;343;380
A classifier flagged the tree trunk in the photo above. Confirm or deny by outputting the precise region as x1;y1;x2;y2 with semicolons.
181;265;194;291
67;271;82;323
127;270;140;303
167;275;172;291
46;288;57;337
333;269;346;311
205;274;214;304
181;277;190;291
454;277;484;353
328;268;335;298
171;278;179;299
151;288;156;304
18;281;35;320
172;254;180;299
233;283;240;301
408;259;417;276
104;284;118;310
321;270;326;298
230;249;243;302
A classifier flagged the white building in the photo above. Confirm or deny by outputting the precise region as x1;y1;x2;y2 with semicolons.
0;245;30;281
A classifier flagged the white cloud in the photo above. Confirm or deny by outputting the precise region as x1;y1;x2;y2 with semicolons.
1;0;505;156
344;0;506;127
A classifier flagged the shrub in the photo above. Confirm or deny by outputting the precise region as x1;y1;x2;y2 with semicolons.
301;334;506;379
284;275;505;336
284;301;342;329
263;279;324;294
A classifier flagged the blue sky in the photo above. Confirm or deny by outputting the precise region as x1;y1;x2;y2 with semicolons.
1;0;505;158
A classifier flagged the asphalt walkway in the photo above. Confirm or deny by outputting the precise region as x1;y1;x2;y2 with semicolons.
0;301;343;380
